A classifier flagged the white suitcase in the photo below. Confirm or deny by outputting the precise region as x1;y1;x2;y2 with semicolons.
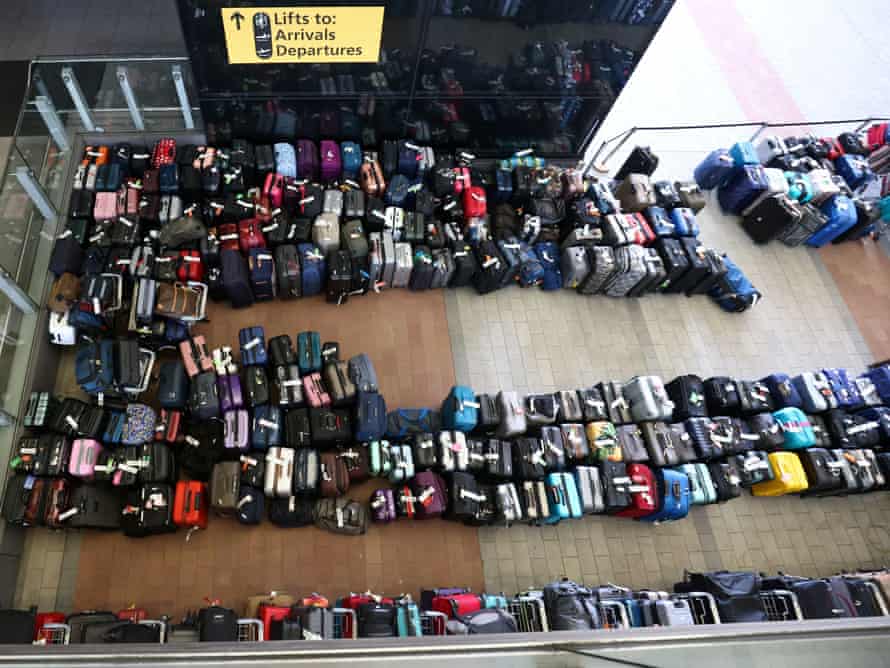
264;446;295;498
496;391;527;438
312;213;340;256
808;168;840;205
49;310;77;345
384;206;404;241
755;135;788;165
624;375;674;422
437;431;468;472
656;599;695;626
741;167;788;216
392;242;413;288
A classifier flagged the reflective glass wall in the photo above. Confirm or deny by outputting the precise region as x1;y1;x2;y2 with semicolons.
177;0;674;157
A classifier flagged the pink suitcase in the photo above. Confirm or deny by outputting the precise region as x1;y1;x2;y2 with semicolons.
93;192;119;221
179;336;213;378
69;439;103;479
218;373;244;412
302;372;331;408
224;409;249;451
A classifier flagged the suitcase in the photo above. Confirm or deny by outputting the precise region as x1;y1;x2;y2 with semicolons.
615;463;658;518
623;376;674;423
638;469;690;522
799;448;845;495
324;360;357;406
615;146;658;180
665;375;707;421
263;447;295;498
441;385;479;432
806;195;857;247
598;381;632;425
680;463;717;505
495;391;527;438
544;472;582;523
297;331;322;374
252;405;283;449
752;452;808;496
600;460;631;513
173;480;209;529
274;244;301;299
823;367;863;409
561;246;591;289
63;484;123;529
772;407;815;449
708;460;742;502
792;371;837;413
582;421;616;462
694;149;735;189
573;465;605;514
540;427;566;471
271;364;303;408
238;326;267;367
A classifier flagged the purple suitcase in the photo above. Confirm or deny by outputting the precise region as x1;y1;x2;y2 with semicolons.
370;488;397;523
297;140;319;181
411;471;447;519
218;374;244;412
224;409;249;451
320;140;341;182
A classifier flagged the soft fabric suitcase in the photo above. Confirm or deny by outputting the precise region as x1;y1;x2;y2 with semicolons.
708;460;742;502
238;326;267;366
752;452;808;496
762;373;803;409
220;249;254;308
665;375;707;421
704;377;740;416
792;371;837;413
718;165;769;215
694;149;735;189
741;194;802;243
806;195;857;247
274;244;301;299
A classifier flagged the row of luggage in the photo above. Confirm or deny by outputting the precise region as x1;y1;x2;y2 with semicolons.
692;129;890;245
9;565;887;645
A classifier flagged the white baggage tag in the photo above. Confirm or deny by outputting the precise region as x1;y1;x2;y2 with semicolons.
419;440;433;449
19;447;36;455
460;489;486;502
460;151;476;161
740;433;759;441
65;415;79;430
598;438;616;446
118;217;134;227
220;233;238;241
371;497;385;509
336;506;344;528
743;456;765;471
728;474;742;486
92;464;112;473
612;476;632;485
454;250;467;257
211;202;225;212
259;419;279;430
299;196;316;205
58;508;80;521
628;484;649;493
514;148;533;157
712;434;732;444
185;436;200;447
469;452;485;462
258;253;273;261
373;209;386;219
262;223;279;233
847;421;878;435
482;257;498;269
443;200;457;211
237;495;253;508
89;233;104;243
118;464;139;474
156;257;172;263
418;487;434;503
283;380;300;387
183;256;200;263
345;179;360;189
240;455;258;466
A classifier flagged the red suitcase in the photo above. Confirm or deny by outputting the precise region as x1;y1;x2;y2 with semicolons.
177;250;205;282
155;409;182;443
824;137;845;160
151;137;176;168
257;604;291;640
343;593;394;609
34;612;66;641
431;593;482;619
218;223;240;252
264;173;285;210
117;607;147;622
238;219;266;255
462;186;487;219
616;463;659;519
173;480;209;530
453;167;471;195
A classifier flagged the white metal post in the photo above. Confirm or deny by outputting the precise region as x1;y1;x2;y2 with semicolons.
0;264;37;315
34;96;69;152
171;64;195;130
117;66;145;131
60;66;97;132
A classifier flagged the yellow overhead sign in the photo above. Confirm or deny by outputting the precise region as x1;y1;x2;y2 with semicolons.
221;6;384;64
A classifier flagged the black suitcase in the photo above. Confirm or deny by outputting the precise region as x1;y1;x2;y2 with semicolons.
121;483;177;537
244;366;270;407
601;460;630;513
268;495;315;528
653;237;690;292
742;194;801;244
1;475;30;526
310;408;351;448
579;386;609;422
664;237;708;294
615;146;659;180
665;375;707;421
704;377;740;416
475;394;500;433
799;448;844;495
198;606;239;641
686;249;727;296
512;438;545;480
0;610;36;644
471;241;505;294
269;334;296;366
66;484;124;529
274;244;301;299
708;460;742;502
326;250;352;304
115;339;141;391
140;443;176;483
409;245;434;291
221;249;254;308
159;360;189;409
448;241;478;288
357;603;396;637
67;612;119;644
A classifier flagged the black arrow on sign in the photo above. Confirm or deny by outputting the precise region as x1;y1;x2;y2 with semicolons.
231;11;245;30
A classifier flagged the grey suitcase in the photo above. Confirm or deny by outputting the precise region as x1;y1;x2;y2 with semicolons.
556;390;584;422
624;375;674;422
561;246;590;289
628;248;666;296
615;174;656;212
343;219;369;260
392;242;413;288
655;599;695;626
574;465;604;514
578;246;617;295
264;446;295;498
136;278;156;324
312;213;340;255
385;207;404;241
294;448;320;494
496;391;527;438
368;232;383;288
210;461;240;516
322;189;343;215
496;483;523;525
599;381;633;425
776;204;828;247
793;371;837;413
381;231;396;287
348;353;379;393
603;245;648;297
430;248;455;288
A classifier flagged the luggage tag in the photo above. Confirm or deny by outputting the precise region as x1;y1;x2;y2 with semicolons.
237;494;254;509
259;418;279;430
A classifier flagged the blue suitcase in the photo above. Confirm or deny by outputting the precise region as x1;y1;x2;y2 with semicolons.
772;407;815;450
638;469;689;523
806;195;857;247
534;242;562;291
694;149;735;189
299;243;325;296
341;141;362;180
644;206;675;237
398;141;419;179
221;249;255;308
248;248;276;301
239;326;268;366
669;207;700;237
103;410;125;445
718;165;769;215
355;390;387;441
297;331;322;375
708;255;761;313
492;168;513;203
785;171;813;203
441;385;478;432
252;405;282;450
496;237;522;287
761;373;803;409
481;594;508;609
729;141;759;167
835;155;874;190
396;602;422;637
865;365;890;404
386;174;411;207
518;243;544;288
544;472;582;523
822;367;864;409
75;340;116;395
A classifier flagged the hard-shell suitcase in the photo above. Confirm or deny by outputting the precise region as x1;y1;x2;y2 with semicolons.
601;460;631;513
573;465;605;514
63;484;123;529
799;448;845;495
616;463;658;519
806;195;857;247
694;149;735;189
544;472;582;523
274;244;301;299
679;463;717;505
598;381;632;425
752;452;808;496
638;469;690;523
263;447;295;498
173;480;209;529
239;326;267;366
792;372;837;413
496;391;527;438
615;147;659;180
624;375;674;422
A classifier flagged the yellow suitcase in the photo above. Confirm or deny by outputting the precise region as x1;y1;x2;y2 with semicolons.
752;452;809;496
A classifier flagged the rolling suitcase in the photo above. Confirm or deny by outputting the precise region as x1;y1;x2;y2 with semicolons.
274;245;301;299
752;452;808;496
742;194;802;243
638;469;690;522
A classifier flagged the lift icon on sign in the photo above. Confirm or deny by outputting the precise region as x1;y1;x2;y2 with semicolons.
253;12;273;59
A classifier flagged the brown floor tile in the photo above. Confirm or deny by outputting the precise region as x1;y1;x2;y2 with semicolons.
73;291;484;619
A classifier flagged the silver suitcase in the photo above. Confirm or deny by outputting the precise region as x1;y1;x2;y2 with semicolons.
561;246;591;289
755;135;788;164
322;189;343;215
579;246;617;295
368;232;383;288
385;206;404;241
624;375;674;422
392;242;413;288
830;449;858;491
496;483;523;525
865;450;886;487
520;481;550;524
855;377;881;407
496;391;527;438
312;213;340;255
741;167;788;216
603;245;647;297
776;204;828;247
437;431;468;472
849;449;876;491
556;390;584;422
573;465;604;514
656;599;695;626
136;277;156;324
264;446;295;498
381;231;396;287
808;168;840;204
430;248;455;288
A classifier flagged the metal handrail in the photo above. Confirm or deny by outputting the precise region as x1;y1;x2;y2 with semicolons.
585;116;890;174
